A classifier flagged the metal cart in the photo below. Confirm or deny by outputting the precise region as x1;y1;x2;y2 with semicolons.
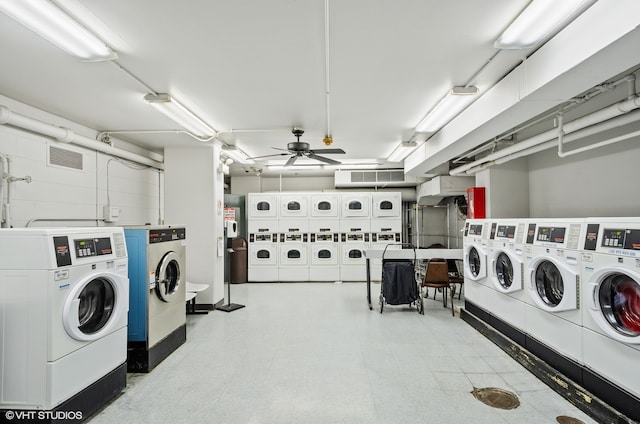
378;243;423;314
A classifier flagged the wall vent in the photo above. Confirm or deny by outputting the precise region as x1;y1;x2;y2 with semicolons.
48;145;83;170
335;170;420;188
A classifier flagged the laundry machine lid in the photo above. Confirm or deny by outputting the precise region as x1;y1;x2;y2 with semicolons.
465;245;486;280
527;256;578;311
596;272;640;338
155;251;182;303
494;252;515;290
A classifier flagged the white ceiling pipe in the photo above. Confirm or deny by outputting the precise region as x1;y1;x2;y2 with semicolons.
450;95;640;176
457;108;640;174
0;105;164;170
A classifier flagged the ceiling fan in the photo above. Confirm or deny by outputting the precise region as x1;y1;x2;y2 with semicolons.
250;127;345;166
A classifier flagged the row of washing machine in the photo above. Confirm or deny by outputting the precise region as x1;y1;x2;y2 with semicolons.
0;225;187;419
462;218;640;417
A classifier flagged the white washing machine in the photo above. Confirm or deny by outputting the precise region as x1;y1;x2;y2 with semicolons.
247;193;279;219
371;192;401;218
310;193;339;218
0;228;129;415
340;220;371;281
463;219;493;312
369;219;402;282
124;226;187;372
487;220;528;332
248;220;279;282
309;220;339;282
340;193;370;218
523;219;585;364
581;218;640;400
278;219;309;281
280;193;309;219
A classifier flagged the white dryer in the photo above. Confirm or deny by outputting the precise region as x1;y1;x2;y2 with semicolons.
340;219;371;281
0;228;129;416
247;193;278;219
310;193;338;218
248;220;279;282
309;219;339;281
581;218;640;400
280;193;309;219
278;219;309;281
340;193;370;218
487;220;528;332
523;219;585;364
371;192;401;218
463;219;493;312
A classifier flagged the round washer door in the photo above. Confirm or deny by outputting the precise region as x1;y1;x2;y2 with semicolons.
494;252;514;290
527;256;578;312
465;245;486;281
63;272;128;341
587;268;640;343
155;251;182;303
491;250;523;293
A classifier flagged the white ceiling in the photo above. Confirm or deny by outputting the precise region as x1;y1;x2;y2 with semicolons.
0;1;637;178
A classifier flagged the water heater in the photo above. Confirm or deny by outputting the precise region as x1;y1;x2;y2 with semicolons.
466;187;486;219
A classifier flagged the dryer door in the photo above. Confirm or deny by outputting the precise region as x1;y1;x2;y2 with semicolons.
155;251;182;303
63;272;128;341
527;256;578;312
587;267;640;343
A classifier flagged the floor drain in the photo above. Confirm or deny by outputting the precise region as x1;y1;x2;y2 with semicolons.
556;416;585;424
471;387;520;410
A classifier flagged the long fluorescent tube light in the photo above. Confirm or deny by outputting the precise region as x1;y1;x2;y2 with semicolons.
221;145;254;165
387;141;418;162
415;86;478;133
0;0;117;61
144;93;216;139
494;0;597;49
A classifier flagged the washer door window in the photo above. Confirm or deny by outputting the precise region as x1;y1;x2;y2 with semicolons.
63;272;126;341
155;251;182;303
534;260;564;306
598;273;640;337
495;252;514;289
468;247;483;279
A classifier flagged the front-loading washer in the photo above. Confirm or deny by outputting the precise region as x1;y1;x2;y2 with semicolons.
124;226;186;372
523;219;585;366
248;220;279;282
278;219;309;281
0;227;129;418
581;218;640;406
309;219;339;282
463;219;493;312
487;220;528;332
339;220;371;281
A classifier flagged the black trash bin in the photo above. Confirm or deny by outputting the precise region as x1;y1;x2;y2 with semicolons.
230;237;248;284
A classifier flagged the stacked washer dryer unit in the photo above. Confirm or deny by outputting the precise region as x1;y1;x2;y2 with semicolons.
580;218;640;412
247;193;279;282
0;228;129;418
462;219;493;313
370;192;402;282
124;226;186;372
278;194;310;282
523;219;585;369
487;219;528;333
309;193;340;282
340;193;371;281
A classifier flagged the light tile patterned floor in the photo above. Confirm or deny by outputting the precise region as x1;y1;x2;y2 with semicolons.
88;283;597;424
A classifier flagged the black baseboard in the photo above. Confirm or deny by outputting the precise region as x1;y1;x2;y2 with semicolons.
462;301;640;423
127;324;186;372
0;362;126;424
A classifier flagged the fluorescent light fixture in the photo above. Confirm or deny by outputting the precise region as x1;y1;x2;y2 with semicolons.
415;86;478;133
387;141;418;162
495;0;597;49
0;0;117;61
144;93;216;138
221;145;254;165
267;165;324;171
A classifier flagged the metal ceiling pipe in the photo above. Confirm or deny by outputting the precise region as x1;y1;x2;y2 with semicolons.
0;152;9;227
0;105;164;170
450;94;640;176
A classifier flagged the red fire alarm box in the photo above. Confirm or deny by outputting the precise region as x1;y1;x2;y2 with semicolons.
467;187;486;219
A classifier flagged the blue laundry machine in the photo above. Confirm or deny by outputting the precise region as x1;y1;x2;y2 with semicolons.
124;226;187;372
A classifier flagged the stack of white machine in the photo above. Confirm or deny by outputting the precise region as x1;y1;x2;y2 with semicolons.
246;192;402;282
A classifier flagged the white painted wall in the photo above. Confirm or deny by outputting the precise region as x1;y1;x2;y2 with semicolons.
476;158;530;219
0;119;161;228
164;146;225;306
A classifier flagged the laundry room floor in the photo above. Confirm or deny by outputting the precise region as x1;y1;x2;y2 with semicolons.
87;283;597;424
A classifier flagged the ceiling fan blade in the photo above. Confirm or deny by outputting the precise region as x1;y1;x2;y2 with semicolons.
248;152;289;160
310;148;345;154
272;147;291;152
284;155;298;166
308;152;341;165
